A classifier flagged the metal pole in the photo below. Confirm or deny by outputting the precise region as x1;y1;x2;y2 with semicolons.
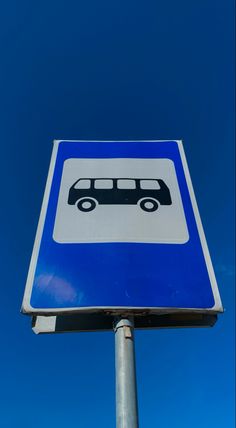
114;317;139;428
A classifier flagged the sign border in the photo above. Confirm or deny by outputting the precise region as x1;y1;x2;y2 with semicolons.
21;140;223;315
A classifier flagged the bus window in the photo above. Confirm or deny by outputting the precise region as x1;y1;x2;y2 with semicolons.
94;179;113;189
117;179;136;189
140;180;160;190
74;179;91;189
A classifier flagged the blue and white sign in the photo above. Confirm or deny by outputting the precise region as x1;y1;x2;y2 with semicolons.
22;140;222;315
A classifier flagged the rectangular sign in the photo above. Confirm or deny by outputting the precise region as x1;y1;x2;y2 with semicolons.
22;140;222;316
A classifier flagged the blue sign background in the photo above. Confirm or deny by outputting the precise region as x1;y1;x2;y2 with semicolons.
30;141;215;310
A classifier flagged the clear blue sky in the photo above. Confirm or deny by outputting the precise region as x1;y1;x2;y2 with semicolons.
0;1;234;427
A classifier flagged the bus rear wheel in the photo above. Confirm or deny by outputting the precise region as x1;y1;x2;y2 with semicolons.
77;198;96;212
140;198;159;212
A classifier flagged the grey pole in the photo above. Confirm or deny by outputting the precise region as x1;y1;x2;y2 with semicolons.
114;317;139;428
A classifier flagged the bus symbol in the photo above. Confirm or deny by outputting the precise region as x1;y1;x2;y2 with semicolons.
68;178;172;212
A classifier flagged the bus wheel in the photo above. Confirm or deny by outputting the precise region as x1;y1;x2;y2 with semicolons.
140;198;159;212
77;198;96;212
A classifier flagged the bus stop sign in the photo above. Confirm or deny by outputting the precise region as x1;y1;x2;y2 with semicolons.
22;140;222;320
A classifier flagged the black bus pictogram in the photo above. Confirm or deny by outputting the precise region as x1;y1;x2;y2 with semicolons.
68;178;172;212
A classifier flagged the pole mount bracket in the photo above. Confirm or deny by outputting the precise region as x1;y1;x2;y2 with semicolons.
113;317;134;333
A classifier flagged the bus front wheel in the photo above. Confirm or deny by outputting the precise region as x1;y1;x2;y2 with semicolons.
140;198;159;212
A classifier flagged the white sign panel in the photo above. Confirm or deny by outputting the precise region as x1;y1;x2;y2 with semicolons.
53;158;189;243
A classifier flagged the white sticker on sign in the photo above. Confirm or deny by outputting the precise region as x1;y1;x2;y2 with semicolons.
53;158;189;244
